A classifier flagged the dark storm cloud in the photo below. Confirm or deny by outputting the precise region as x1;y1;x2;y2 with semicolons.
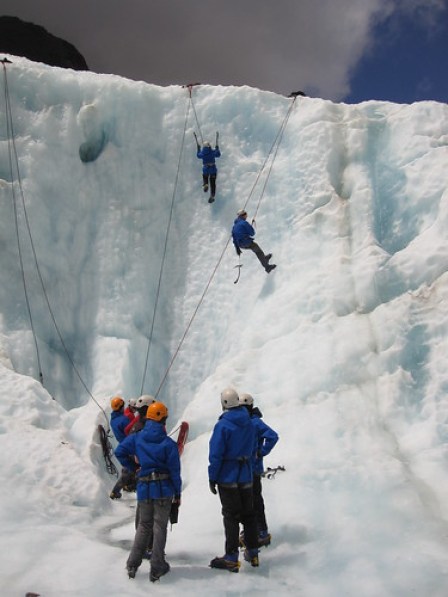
1;0;445;100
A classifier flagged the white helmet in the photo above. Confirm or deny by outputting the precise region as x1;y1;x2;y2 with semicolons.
128;398;137;407
239;393;254;406
237;209;247;217
203;141;211;148
136;394;155;408
221;387;239;409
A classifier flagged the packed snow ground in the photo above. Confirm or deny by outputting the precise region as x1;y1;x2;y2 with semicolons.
1;56;448;596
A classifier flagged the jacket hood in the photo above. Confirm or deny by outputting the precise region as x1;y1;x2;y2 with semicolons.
221;405;251;429
251;406;263;418
139;419;167;444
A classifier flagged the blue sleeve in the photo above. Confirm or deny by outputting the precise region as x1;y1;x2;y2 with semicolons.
111;414;127;443
214;147;221;158
115;434;138;472
197;149;203;158
258;420;279;457
167;439;182;495
242;221;255;236
208;422;226;481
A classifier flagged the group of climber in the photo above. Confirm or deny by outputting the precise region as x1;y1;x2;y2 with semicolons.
109;394;155;499
196;140;276;273
108;386;278;581
109;394;180;582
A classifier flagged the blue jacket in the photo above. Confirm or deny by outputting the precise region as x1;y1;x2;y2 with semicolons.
110;410;129;443
115;420;181;500
208;406;255;485
251;411;279;475
232;217;255;250
197;145;221;175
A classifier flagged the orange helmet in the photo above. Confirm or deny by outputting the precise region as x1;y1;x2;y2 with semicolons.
110;396;125;411
146;401;168;422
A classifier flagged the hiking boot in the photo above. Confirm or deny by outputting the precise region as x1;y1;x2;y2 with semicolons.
203;183;209;193
265;264;277;273
109;490;122;500
258;532;271;547
210;553;240;573
150;561;170;582
127;566;137;579
243;548;259;567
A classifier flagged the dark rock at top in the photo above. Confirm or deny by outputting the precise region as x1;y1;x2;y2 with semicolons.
0;15;89;71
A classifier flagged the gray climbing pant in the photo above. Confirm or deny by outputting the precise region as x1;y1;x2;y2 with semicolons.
127;498;172;571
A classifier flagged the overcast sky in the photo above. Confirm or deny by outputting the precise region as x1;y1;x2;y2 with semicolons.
1;0;447;103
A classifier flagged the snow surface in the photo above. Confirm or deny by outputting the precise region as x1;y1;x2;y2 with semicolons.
1;56;448;596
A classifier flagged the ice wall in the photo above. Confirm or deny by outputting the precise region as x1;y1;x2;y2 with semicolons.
0;56;447;445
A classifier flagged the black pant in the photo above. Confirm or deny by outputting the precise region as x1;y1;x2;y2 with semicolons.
218;484;258;555
253;474;267;532
112;468;136;494
202;173;217;196
242;241;270;269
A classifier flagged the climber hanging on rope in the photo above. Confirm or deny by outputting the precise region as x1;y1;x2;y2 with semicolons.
232;209;276;274
195;132;221;204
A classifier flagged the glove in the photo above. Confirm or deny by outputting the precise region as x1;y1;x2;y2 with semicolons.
236;247;242;256
209;481;217;495
170;498;180;524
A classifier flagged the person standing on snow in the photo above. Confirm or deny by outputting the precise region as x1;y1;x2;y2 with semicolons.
239;393;279;548
232;209;276;273
208;387;260;572
125;394;158;561
123;398;137;435
110;396;129;443
109;396;136;499
115;401;182;583
197;140;221;202
125;394;155;436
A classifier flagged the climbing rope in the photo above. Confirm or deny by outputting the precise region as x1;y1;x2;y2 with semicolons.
184;83;204;144
140;91;192;394
1;58;109;427
2;58;44;386
98;424;119;476
246;95;298;221
154;234;232;399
